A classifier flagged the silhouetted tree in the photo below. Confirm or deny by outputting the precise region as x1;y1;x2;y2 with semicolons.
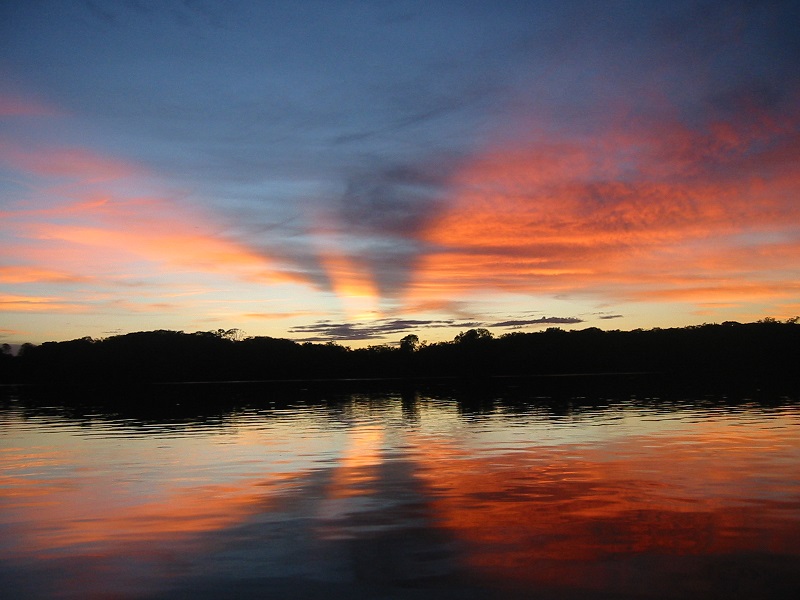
454;328;493;344
3;319;798;385
0;343;14;383
400;334;420;352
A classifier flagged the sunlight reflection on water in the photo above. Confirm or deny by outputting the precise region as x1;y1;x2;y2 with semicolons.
1;385;799;599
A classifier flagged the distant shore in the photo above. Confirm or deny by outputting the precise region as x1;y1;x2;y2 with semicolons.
2;320;798;390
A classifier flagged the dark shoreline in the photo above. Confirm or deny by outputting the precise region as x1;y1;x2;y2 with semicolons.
3;320;799;388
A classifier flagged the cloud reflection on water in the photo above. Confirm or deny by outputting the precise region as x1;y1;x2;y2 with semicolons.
1;391;799;598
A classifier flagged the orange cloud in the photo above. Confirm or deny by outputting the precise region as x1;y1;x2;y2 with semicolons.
0;328;26;337
34;219;302;284
629;281;800;303
0;266;91;284
1;143;312;293
0;294;87;313
407;112;800;310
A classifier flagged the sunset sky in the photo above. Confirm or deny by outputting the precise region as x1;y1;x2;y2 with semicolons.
2;0;799;346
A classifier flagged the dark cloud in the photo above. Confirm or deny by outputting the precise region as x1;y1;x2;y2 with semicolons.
598;314;624;320
339;163;453;237
493;317;584;328
335;160;460;295
289;315;585;342
289;318;482;342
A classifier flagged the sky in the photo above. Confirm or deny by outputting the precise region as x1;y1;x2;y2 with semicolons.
1;0;799;347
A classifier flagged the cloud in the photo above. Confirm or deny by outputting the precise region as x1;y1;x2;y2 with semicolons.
3;1;799;342
493;317;583;328
288;314;586;342
598;314;624;320
406;100;800;308
289;318;483;342
3;2;505;308
628;281;800;304
330;160;458;296
339;163;453;239
0;328;26;339
0;139;317;290
0;266;91;285
0;294;89;313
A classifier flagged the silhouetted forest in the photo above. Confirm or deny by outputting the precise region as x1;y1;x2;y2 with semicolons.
1;319;798;386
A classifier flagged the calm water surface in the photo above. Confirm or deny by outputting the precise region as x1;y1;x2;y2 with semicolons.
1;383;799;599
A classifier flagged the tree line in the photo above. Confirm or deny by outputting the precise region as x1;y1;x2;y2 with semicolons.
1;319;798;385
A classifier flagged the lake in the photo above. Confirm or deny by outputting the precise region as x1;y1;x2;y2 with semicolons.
1;381;799;599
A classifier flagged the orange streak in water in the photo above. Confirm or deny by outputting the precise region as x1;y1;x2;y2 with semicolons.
410;424;800;594
0;470;302;558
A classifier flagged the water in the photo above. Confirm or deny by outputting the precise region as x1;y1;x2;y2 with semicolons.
1;383;799;599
